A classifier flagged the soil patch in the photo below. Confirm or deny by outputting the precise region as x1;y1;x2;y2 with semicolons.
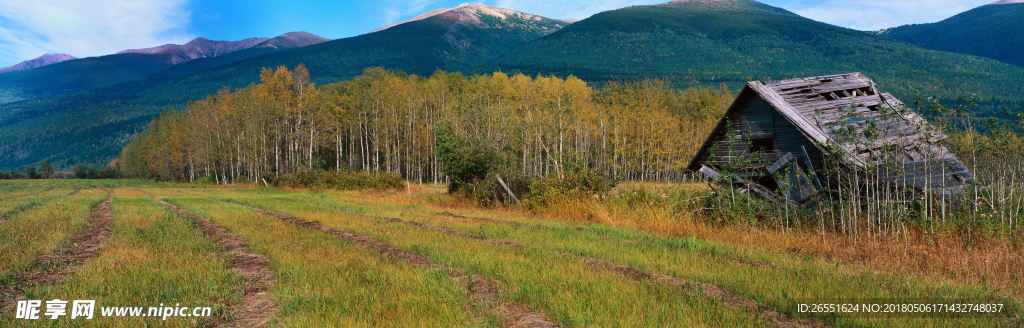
0;189;111;309
237;203;559;328
157;200;278;328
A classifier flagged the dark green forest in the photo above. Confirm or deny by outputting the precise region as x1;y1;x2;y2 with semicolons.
879;3;1024;67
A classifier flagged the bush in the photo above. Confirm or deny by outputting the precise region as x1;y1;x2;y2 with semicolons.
458;171;534;207
275;170;404;190
195;175;215;185
528;169;614;196
433;121;494;192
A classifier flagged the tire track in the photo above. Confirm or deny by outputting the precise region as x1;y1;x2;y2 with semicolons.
275;199;829;328
0;189;112;309
156;200;278;328
229;201;560;328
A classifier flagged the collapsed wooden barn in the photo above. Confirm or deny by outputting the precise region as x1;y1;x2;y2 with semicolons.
687;72;975;205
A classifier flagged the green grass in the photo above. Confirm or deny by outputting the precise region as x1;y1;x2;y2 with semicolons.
0;188;241;327
197;192;772;327
0;188;106;285
208;189;1022;327
0;184;82;216
161;196;477;327
1;180;1021;327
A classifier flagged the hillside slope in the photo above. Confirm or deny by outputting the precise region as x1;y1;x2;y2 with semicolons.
877;2;1024;67
0;53;174;104
143;4;568;101
0;33;327;105
491;0;1024;104
0;54;77;74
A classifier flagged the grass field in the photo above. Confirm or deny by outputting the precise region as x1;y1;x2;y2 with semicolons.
0;180;1021;327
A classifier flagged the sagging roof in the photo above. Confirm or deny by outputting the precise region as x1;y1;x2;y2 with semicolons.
688;72;974;195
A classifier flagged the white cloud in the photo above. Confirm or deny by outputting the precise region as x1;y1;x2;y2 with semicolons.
379;0;446;25
0;0;194;67
773;0;993;31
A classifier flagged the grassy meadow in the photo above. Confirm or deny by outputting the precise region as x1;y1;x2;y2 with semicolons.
0;179;1020;327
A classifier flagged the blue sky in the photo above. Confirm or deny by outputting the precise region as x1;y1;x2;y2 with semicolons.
0;0;1000;67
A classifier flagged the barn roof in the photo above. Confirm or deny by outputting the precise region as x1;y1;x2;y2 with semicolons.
688;72;974;195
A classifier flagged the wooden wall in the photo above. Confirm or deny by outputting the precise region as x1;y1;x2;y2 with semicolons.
692;90;822;174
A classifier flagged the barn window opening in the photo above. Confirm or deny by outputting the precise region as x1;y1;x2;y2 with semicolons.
749;138;774;152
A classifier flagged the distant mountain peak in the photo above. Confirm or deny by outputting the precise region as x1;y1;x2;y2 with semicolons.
117;37;271;64
991;0;1024;4
0;53;77;74
255;31;330;49
372;3;552;32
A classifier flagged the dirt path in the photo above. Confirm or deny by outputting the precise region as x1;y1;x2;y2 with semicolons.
235;203;560;328
308;200;830;328
156;200;278;328
0;189;111;309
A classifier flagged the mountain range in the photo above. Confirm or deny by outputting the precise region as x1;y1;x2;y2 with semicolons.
0;32;328;105
0;0;1022;170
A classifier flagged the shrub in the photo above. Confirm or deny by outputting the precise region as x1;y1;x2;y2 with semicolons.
195;175;215;185
523;169;615;208
457;171;534;207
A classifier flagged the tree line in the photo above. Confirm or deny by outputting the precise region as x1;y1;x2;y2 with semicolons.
118;65;732;183
0;160;118;179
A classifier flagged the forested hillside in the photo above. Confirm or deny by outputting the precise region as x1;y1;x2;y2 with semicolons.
0;53;174;104
119;66;731;183
878;3;1024;67
491;0;1024;109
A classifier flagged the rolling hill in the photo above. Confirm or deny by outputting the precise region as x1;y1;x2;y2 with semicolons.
0;52;175;104
877;1;1024;67
490;0;1024;105
0;5;568;170
0;33;327;105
